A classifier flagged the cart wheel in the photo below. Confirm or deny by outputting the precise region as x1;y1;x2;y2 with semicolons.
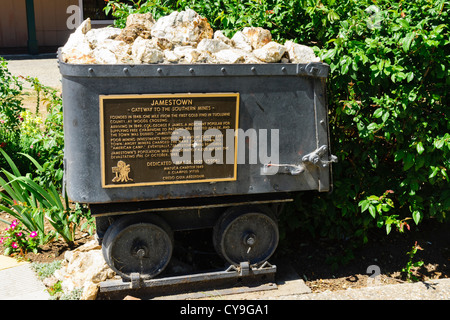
102;215;173;281
213;206;279;266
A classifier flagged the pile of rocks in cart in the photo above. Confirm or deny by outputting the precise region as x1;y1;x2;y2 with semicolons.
61;8;320;65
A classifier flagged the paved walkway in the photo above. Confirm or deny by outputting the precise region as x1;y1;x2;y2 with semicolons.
0;256;50;300
4;55;61;91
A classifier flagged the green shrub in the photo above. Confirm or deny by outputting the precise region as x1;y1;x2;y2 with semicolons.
307;0;450;243
0;57;23;129
17;78;65;189
0;61;64;190
275;0;449;245
0;57;27;172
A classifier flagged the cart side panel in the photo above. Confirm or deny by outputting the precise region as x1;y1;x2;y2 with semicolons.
61;63;331;203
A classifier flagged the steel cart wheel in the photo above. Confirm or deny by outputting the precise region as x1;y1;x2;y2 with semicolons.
213;206;279;266
102;215;173;281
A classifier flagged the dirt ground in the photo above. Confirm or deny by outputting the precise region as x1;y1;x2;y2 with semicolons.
1;208;449;294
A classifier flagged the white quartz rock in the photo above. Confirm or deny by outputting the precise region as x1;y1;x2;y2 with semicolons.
52;240;115;300
243;53;264;64
242;27;272;50
164;49;179;62
151;8;213;46
92;48;118;64
173;45;195;58
126;12;155;30
253;41;286;63
61;18;93;63
284;40;320;63
172;46;202;63
213;30;234;46
214;49;247;64
92;39;131;64
197;38;231;53
85;27;122;49
132;37;164;64
231;31;252;52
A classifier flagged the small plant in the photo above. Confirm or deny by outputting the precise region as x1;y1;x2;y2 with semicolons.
30;260;62;280
0;220;39;256
46;193;94;248
359;190;412;237
47;281;63;297
402;241;424;282
0;148;57;245
0;149;95;248
59;287;83;300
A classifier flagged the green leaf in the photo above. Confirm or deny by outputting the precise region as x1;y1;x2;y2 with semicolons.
368;205;377;219
398;19;410;29
382;111;390;123
434;139;445;149
394;150;405;162
341;56;351;74
441;168;449;182
403;153;415;171
416;141;424;155
373;108;383;118
319;48;336;61
429;166;440;179
386;223;392;235
412;210;422;225
0;148;21;176
359;200;370;212
402;32;415;52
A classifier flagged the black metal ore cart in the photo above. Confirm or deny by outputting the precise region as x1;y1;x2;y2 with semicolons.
59;58;335;283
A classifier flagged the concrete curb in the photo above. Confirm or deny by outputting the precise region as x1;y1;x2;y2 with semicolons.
288;278;450;300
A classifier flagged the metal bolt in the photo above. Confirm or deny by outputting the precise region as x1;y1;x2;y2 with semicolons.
221;67;226;73
157;68;162;74
136;248;146;258
189;68;194;74
244;233;256;246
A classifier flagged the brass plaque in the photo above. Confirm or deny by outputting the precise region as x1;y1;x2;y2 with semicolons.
100;93;239;188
